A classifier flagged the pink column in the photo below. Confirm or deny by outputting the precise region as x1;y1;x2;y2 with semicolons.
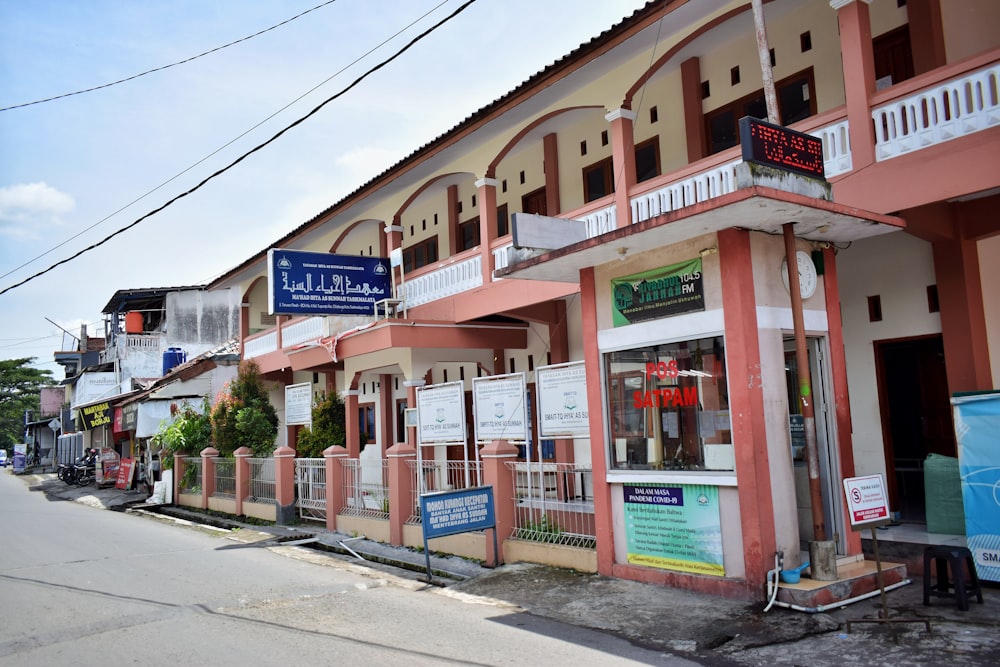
200;447;219;510
234;446;251;517
476;177;499;287
173;452;186;506
343;389;361;458
273;445;297;525
323;445;349;532
387;443;416;546
605;108;637;229
480;440;519;565
835;0;877;170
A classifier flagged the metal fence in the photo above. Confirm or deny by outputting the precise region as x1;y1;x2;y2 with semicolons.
506;462;596;549
248;458;276;503
405;459;483;524
340;458;389;519
213;458;236;498
295;458;327;522
180;457;202;494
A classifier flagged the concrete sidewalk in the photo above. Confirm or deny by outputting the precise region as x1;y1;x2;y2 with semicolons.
16;469;1000;666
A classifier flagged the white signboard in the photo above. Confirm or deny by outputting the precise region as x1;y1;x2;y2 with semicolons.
843;474;890;528
472;373;527;443
536;361;589;438
416;382;466;445
284;382;313;427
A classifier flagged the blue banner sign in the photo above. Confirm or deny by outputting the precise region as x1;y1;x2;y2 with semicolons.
268;249;391;316
420;486;496;540
953;391;1000;582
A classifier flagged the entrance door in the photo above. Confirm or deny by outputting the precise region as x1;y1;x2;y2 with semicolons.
785;337;844;552
874;335;956;523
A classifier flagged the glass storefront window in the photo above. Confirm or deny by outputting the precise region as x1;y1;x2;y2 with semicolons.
605;335;731;471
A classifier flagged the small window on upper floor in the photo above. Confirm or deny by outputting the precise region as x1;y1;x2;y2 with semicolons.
583;157;614;203
497;203;509;237
522;187;547;216
458;216;480;252
635;137;660;183
402;237;438;273
704;67;816;155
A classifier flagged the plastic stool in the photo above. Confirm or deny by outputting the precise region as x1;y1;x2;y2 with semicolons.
922;546;984;611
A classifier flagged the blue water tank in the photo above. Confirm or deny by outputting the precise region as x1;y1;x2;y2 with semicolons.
162;347;187;375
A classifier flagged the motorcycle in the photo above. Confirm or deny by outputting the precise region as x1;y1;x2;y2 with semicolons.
71;449;99;486
59;452;90;485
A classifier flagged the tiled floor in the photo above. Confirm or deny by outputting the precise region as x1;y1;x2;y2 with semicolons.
872;522;967;546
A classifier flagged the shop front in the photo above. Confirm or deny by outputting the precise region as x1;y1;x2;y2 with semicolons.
501;180;905;598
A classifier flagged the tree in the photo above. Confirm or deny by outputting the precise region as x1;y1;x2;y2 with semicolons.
210;360;278;457
295;391;348;458
150;400;212;469
0;358;53;450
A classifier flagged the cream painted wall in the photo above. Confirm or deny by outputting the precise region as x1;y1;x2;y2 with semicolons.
979;234;1000;388
837;232;941;479
499;140;548;212
698;0;845;116
942;0;1000;63
868;0;908;37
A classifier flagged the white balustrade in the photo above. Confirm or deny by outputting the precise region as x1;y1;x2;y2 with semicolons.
280;316;326;348
582;205;617;238
403;255;482;308
493;243;513;276
873;62;1000;161
813;119;853;177
630;160;740;224
243;331;277;359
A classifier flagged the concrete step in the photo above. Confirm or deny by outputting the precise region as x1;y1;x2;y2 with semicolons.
776;558;909;610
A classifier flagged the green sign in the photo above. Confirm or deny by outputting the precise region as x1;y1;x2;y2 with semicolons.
623;483;724;576
611;258;704;326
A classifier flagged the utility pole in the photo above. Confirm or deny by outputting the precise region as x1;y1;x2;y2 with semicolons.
752;0;834;576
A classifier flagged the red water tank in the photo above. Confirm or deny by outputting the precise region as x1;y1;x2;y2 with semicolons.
124;311;143;334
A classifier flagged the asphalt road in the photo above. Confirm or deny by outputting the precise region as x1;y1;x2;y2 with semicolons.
0;470;700;666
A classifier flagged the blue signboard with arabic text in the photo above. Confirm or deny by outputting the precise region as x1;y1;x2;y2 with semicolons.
268;249;391;316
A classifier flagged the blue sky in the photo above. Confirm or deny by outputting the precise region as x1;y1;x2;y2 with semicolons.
0;0;650;375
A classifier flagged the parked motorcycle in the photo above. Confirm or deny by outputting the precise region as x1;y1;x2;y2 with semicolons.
71;449;99;486
59;451;91;485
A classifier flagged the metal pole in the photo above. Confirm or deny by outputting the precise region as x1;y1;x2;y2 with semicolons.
783;223;827;542
752;0;779;123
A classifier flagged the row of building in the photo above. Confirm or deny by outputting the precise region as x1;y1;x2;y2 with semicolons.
30;0;999;602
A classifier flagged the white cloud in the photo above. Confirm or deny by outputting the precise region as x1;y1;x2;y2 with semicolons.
0;182;75;236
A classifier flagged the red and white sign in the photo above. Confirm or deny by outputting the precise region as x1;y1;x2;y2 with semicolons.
843;474;890;528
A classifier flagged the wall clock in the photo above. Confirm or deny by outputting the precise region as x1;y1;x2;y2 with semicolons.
781;250;818;299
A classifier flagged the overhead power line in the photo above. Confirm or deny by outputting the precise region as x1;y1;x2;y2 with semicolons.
0;0;479;297
0;0;340;112
0;0;453;283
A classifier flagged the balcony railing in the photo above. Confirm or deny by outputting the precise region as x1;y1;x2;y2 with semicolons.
280;316;327;348
243;330;277;359
236;58;999;351
100;333;165;364
403;254;482;308
873;60;1000;161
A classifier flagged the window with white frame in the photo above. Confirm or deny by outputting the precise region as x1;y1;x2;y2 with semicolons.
605;335;731;471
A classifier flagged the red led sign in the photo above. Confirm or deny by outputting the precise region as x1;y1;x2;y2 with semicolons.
739;116;825;180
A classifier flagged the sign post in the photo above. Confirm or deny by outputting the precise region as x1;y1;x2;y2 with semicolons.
842;474;929;636
418;486;498;581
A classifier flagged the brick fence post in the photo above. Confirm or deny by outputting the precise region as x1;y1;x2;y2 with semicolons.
386;443;416;546
234;446;251;517
200;446;219;510
172;452;187;506
323;445;349;532
480;440;519;565
273;445;296;525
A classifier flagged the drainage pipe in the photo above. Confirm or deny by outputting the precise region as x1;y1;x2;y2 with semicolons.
766;577;912;614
